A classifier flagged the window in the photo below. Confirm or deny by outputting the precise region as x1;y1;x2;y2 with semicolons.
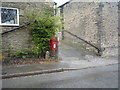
0;7;19;26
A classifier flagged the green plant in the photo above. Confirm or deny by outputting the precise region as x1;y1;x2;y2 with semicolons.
16;51;27;56
22;55;27;59
24;7;62;58
16;48;36;58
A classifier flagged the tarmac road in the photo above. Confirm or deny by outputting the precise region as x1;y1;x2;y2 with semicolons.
3;64;118;88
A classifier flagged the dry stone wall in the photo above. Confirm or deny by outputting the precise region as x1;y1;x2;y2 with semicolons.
60;1;118;56
1;1;54;58
101;2;118;56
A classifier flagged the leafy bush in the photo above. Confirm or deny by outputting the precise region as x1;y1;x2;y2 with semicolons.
19;7;61;58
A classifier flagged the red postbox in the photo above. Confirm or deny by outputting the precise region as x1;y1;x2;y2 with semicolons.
50;38;58;50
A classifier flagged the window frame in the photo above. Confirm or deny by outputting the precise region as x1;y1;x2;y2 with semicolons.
0;7;19;26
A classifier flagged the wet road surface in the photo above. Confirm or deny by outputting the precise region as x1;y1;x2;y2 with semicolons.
3;64;118;88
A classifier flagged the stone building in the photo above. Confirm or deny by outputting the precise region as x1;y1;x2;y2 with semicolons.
0;0;119;60
0;0;54;59
58;0;119;57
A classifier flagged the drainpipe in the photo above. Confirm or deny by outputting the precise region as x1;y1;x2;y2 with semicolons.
54;2;57;16
52;2;58;59
60;6;64;40
118;2;120;37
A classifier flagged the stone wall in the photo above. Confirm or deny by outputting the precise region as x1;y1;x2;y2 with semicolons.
101;2;118;56
1;0;54;59
59;1;118;56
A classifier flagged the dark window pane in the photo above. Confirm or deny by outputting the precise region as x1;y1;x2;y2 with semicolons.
1;8;17;24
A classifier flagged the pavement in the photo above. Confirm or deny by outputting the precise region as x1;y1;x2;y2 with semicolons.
2;41;119;78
